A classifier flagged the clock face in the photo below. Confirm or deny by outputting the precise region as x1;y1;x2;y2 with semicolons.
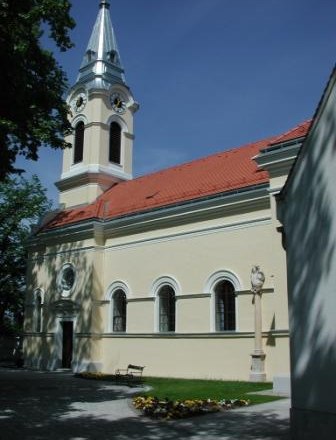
72;92;87;113
110;92;126;114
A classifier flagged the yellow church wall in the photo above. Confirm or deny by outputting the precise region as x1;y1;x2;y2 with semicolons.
101;219;288;326
99;334;289;381
103;222;270;294
23;334;55;370
95;199;290;380
104;204;271;247
123;300;155;333
24;242;97;369
175;296;211;333
58;184;105;207
100;289;284;337
269;175;288;191
74;334;103;372
24;175;290;378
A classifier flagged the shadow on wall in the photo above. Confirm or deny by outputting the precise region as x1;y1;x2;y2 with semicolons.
24;238;104;372
278;97;336;412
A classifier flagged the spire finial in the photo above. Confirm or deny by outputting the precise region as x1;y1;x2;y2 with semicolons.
100;0;110;8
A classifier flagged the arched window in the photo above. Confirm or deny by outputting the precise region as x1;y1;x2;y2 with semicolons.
109;121;121;164
34;291;43;333
112;289;127;332
74;121;84;164
215;281;236;331
158;285;175;332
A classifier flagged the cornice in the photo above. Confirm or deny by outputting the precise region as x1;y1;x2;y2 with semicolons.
28;221;95;249
56;166;132;191
253;141;302;177
31;183;270;246
87;330;289;339
100;184;270;240
103;216;270;252
24;329;289;339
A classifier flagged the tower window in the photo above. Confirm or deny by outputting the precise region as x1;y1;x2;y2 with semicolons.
74;121;84;164
109;121;121;164
86;50;96;62
108;50;118;64
215;281;236;331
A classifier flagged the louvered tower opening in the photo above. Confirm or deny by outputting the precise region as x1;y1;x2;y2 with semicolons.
74;121;84;164
109;121;121;164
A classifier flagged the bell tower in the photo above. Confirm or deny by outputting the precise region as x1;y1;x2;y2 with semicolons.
56;0;138;208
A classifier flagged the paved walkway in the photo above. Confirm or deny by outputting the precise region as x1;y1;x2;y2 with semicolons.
0;368;290;440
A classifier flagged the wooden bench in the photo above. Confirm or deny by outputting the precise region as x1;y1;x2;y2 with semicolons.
115;364;145;386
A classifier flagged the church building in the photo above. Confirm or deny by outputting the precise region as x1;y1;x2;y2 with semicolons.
24;0;311;382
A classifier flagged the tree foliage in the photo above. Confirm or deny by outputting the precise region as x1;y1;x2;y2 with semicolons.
0;0;75;180
0;175;51;333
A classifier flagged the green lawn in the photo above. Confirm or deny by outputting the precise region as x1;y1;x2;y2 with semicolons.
140;377;281;405
77;373;282;405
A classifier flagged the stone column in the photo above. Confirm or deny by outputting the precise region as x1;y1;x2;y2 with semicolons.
250;265;266;382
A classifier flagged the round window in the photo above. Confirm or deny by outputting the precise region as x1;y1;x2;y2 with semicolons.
58;264;76;297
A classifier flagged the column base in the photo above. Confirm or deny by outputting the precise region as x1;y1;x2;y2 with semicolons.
250;371;267;382
250;351;266;382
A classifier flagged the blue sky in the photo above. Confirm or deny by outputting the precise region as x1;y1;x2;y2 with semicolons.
17;0;336;206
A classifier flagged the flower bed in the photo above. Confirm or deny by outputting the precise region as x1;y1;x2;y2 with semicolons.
133;396;249;420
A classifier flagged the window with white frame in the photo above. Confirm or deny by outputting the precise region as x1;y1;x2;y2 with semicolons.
112;289;127;332
158;285;175;332
215;280;236;331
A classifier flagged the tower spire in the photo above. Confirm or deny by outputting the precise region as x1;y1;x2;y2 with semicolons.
58;0;138;208
76;0;126;90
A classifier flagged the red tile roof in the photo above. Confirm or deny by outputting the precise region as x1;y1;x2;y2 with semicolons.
269;120;311;146
45;121;311;230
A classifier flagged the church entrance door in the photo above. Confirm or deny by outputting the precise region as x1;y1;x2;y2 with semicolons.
62;321;73;369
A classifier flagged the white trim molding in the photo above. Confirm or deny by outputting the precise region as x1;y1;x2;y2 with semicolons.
205;270;242;293
205;270;242;333
106;113;129;132
57;262;77;298
151;275;181;333
71;113;88;128
105;280;130;333
106;114;130;171
106;280;131;300
151;275;181;298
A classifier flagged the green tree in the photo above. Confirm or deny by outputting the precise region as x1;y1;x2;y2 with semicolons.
0;175;51;333
0;0;75;180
